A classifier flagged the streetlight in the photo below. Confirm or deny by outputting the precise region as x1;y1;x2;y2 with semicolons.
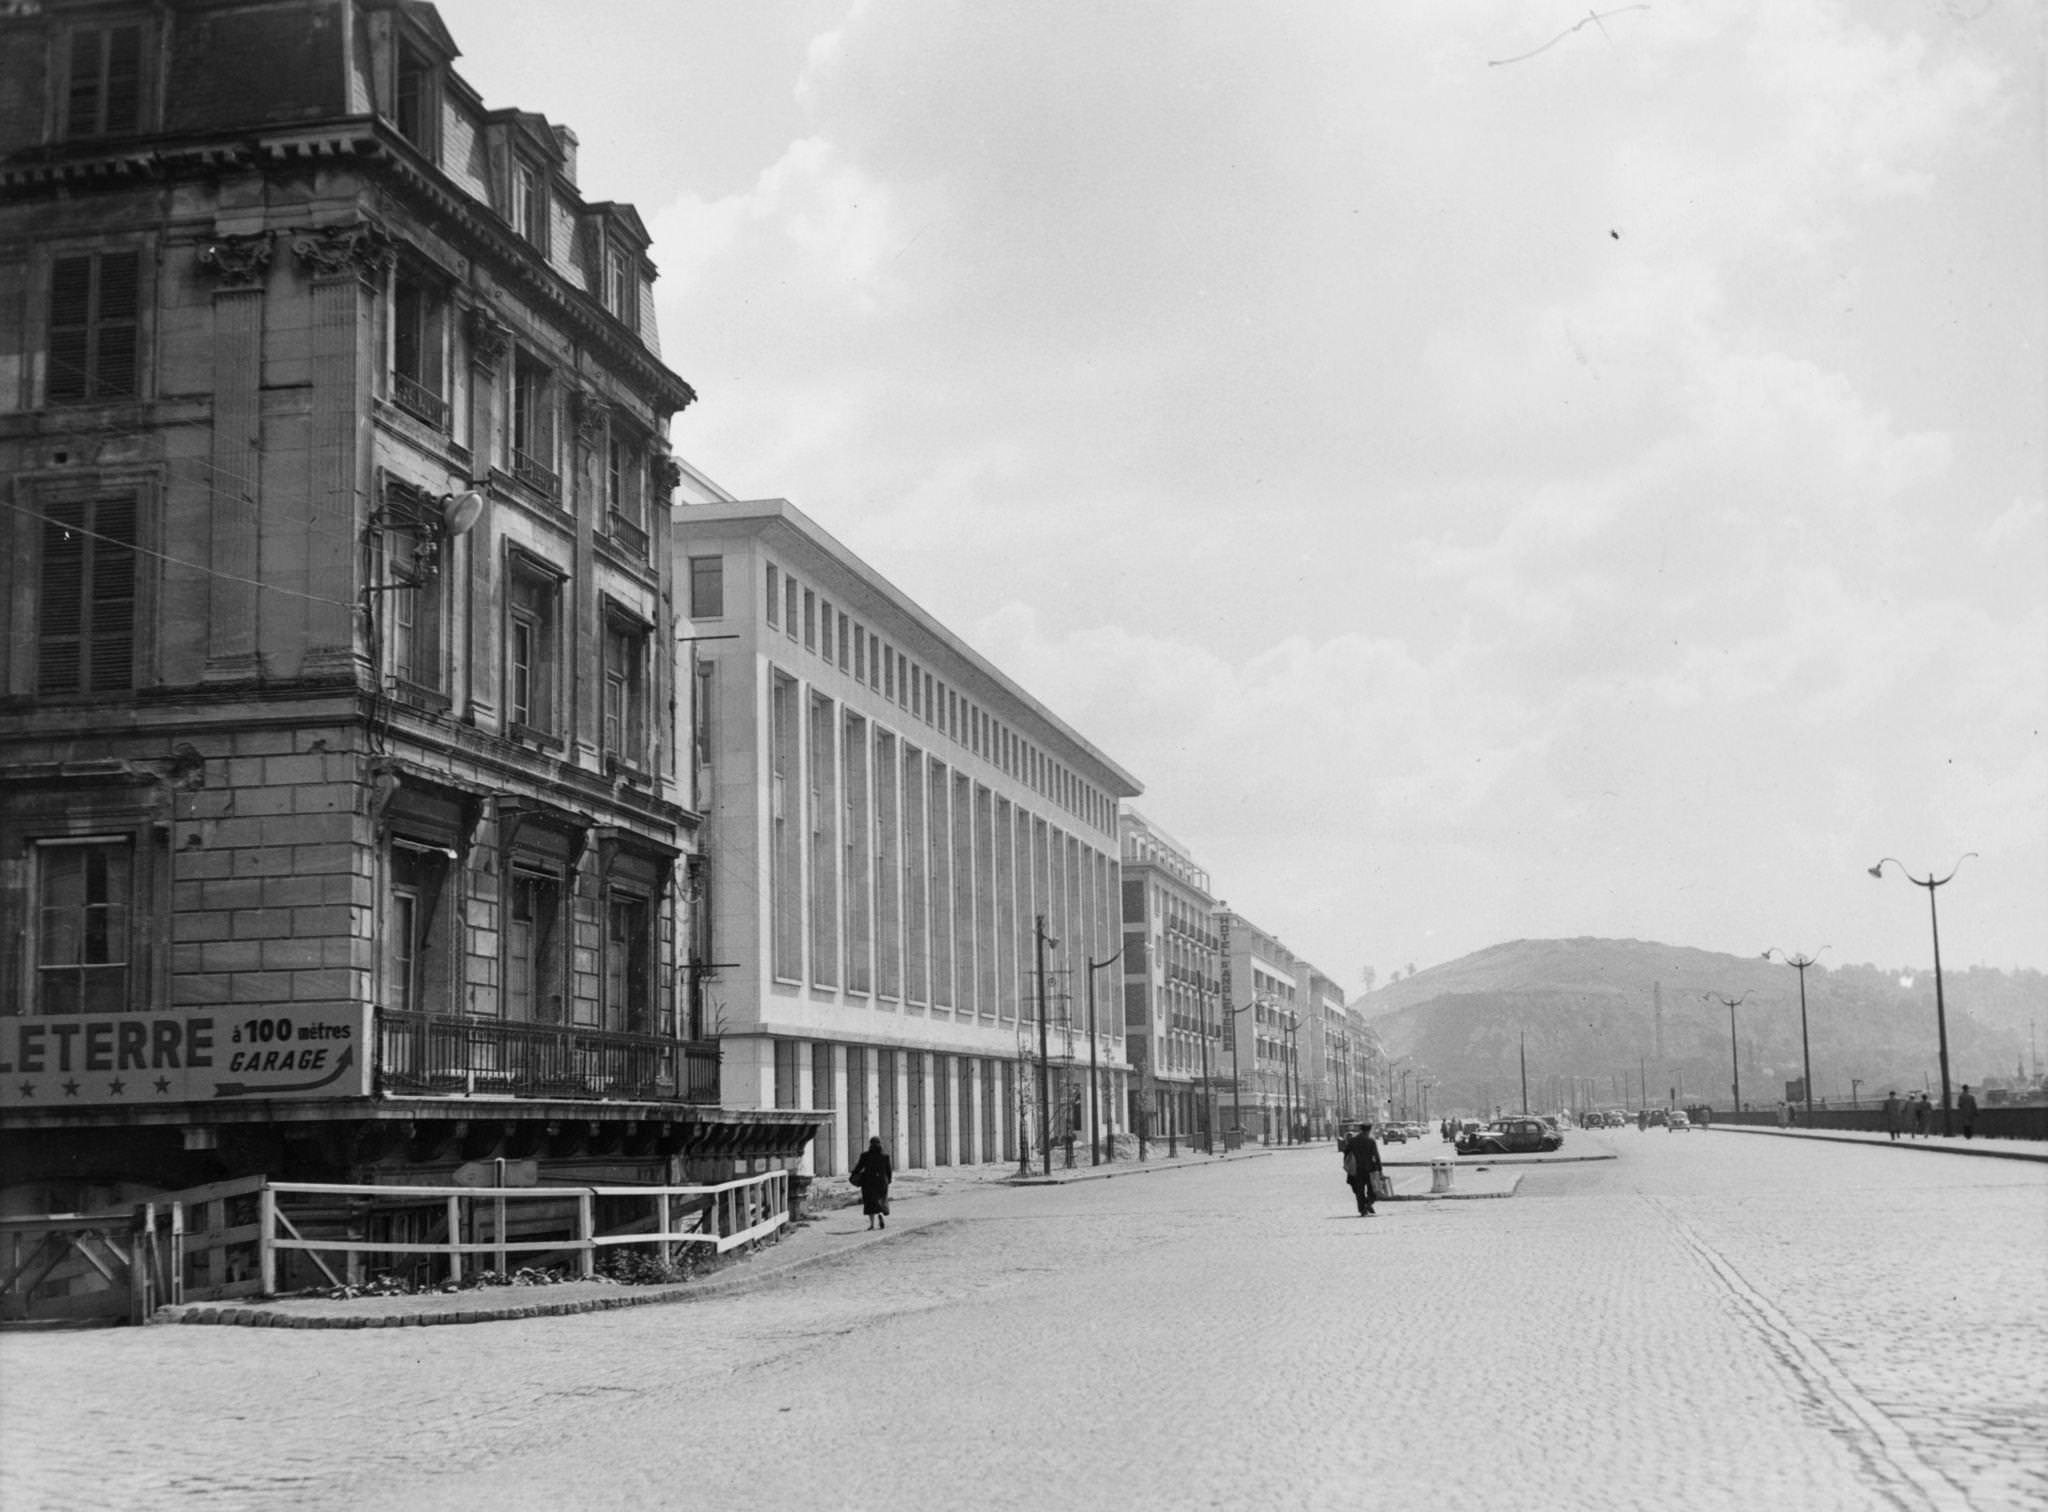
1085;944;1124;1166
1763;946;1829;1126
1705;992;1750;1113
1282;1011;1302;1144
1870;854;1975;1136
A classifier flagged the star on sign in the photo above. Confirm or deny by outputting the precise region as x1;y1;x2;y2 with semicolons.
61;1078;81;1096
154;1077;172;1094
108;1078;126;1095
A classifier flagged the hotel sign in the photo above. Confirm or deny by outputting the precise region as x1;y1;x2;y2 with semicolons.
0;1004;373;1108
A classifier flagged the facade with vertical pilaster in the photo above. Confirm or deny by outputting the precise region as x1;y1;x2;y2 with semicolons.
678;499;1143;1175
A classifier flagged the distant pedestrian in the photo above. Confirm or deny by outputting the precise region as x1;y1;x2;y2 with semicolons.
1882;1091;1902;1141
1957;1085;1979;1140
851;1136;892;1230
1777;1101;1789;1129
1340;1122;1383;1217
1911;1095;1931;1139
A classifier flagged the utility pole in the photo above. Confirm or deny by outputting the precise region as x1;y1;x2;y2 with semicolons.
1520;1030;1530;1115
1035;914;1055;1178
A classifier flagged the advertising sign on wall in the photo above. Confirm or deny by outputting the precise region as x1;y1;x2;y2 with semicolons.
0;1004;373;1109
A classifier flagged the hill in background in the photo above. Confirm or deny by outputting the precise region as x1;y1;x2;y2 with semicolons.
1353;939;2043;1117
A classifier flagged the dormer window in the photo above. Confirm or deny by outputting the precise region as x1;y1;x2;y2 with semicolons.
513;159;549;253
605;247;636;325
394;41;439;156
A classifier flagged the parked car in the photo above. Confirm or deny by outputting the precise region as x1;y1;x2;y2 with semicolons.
1456;1117;1563;1155
1666;1110;1692;1132
1380;1123;1408;1143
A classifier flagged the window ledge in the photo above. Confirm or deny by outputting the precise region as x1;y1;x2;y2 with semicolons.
507;722;564;753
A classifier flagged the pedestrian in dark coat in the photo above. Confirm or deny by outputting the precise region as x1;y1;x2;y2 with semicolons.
1957;1085;1978;1139
1340;1123;1384;1216
1911;1095;1931;1138
851;1136;892;1230
1882;1091;1902;1141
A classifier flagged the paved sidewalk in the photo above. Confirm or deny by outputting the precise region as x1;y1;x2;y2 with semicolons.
151;1144;1532;1329
152;1149;1264;1330
1707;1124;2048;1163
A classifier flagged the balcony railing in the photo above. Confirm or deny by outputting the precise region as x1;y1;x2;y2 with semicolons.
510;448;560;498
378;1011;719;1104
392;373;450;429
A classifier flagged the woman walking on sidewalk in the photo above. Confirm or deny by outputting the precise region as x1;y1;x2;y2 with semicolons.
851;1136;893;1230
1883;1091;1903;1141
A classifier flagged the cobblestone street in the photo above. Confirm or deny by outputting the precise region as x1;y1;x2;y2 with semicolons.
3;1131;2043;1511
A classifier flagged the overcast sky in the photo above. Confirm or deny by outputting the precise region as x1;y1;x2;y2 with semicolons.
435;0;2046;982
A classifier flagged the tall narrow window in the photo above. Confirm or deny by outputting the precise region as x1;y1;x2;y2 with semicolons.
391;264;448;428
765;564;780;627
605;889;652;1033
509;350;557;495
64;23;142;139
603;614;648;768
48;251;140;404
38;495;136;695
34;839;131;1013
605;247;636;323
506;559;561;735
512;159;549;251
387;527;442;693
506;869;563;1022
393;41;436;154
386;842;452;1012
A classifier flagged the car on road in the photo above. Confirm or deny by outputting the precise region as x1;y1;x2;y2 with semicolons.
1666;1110;1692;1132
1456;1117;1564;1155
1379;1123;1408;1143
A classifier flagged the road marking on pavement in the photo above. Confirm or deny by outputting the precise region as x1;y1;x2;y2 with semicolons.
1647;1196;1973;1512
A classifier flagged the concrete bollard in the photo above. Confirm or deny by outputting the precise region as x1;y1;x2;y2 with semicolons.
1430;1161;1453;1194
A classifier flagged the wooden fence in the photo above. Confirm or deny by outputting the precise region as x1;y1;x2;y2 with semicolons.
1;1170;789;1321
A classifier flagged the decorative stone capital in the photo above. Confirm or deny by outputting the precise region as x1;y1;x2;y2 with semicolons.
572;390;612;450
464;305;512;370
196;233;273;291
290;221;395;283
651;455;683;500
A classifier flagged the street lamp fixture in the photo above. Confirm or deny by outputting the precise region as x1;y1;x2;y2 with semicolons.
1704;992;1750;1113
1763;946;1828;1125
1869;854;1976;1136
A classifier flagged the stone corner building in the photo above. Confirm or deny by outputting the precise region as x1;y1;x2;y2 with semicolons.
0;0;813;1208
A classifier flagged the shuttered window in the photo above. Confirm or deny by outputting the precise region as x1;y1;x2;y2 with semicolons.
49;251;140;403
65;24;142;139
39;495;137;694
50;252;141;403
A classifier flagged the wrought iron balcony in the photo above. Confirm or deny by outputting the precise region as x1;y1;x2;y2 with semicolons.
510;448;560;498
378;1010;719;1104
391;372;449;429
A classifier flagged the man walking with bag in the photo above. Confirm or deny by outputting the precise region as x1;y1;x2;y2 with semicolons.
1340;1122;1384;1217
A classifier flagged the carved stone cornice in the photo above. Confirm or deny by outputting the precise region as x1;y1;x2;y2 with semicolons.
464;305;512;370
290;221;396;284
196;233;274;291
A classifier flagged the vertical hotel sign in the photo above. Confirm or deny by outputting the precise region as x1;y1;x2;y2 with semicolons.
1;1004;373;1108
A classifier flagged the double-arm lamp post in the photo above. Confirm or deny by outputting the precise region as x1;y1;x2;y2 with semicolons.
1869;854;1974;1137
1763;946;1828;1125
1705;991;1750;1112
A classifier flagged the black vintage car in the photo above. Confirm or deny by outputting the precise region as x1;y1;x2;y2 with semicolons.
1456;1117;1563;1155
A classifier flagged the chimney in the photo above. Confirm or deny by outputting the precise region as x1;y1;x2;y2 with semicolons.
552;126;579;186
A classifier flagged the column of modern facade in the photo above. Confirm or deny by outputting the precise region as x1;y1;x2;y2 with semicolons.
678;500;1144;1176
1117;810;1222;1147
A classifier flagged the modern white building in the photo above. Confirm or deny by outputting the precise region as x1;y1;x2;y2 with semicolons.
678;498;1143;1175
